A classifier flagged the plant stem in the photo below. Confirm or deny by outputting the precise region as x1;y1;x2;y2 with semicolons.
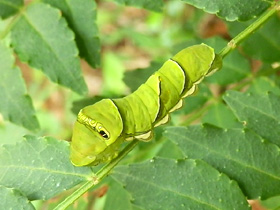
218;2;280;58
54;140;139;210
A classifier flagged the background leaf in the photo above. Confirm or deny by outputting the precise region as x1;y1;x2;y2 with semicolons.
224;91;280;146
104;178;134;210
181;0;274;21
156;139;185;159
112;158;249;210
0;136;92;200
0;122;31;145
11;2;88;95
112;0;164;12
260;195;280;210
202;103;243;129
0;0;23;19
0;186;35;210
164;125;280;199
247;77;280;95
0;42;39;131
42;0;100;68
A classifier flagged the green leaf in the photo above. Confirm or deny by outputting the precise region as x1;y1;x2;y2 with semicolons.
164;125;280;199
228;15;280;62
0;42;39;131
112;0;164;12
104;178;133;210
42;0;100;68
0;135;92;200
0;0;23;19
224;91;280;146
11;2;88;95
112;158;249;210
181;0;273;21
260;195;280;210
202;103;243;129
247;77;280;95
156;139;185;159
0;122;31;145
0;186;35;210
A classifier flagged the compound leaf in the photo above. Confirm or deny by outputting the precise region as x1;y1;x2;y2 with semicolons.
164;125;280;199
0;186;35;210
224;91;280;146
181;0;273;21
11;2;88;95
0;42;39;131
112;158;249;210
104;178;134;210
0;136;92;200
42;0;100;68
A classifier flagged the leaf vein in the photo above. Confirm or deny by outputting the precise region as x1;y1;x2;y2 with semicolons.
114;171;222;210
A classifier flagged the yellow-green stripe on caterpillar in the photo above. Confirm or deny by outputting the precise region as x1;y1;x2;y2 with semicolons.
70;44;222;166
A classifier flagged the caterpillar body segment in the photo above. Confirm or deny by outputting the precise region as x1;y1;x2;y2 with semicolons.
113;74;161;135
70;44;221;166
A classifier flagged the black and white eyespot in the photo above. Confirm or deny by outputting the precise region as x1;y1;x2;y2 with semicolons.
99;130;109;139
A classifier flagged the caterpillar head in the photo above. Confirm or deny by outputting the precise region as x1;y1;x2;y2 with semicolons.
70;99;123;166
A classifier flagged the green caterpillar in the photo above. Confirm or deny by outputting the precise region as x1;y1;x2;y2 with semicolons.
70;44;221;166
